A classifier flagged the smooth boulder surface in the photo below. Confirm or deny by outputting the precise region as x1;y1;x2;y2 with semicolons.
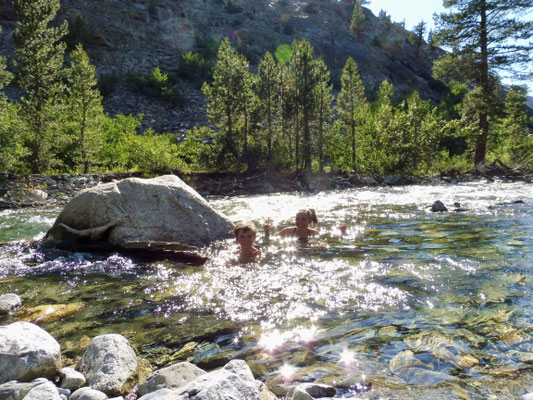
0;293;21;314
138;362;206;397
0;322;61;384
59;367;86;391
77;334;137;396
22;379;62;400
175;359;265;400
46;175;234;247
70;387;109;400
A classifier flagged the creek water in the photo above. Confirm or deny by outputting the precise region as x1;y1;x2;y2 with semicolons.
1;181;532;399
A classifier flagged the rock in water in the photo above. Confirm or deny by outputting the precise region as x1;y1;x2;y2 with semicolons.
0;322;62;384
46;175;234;247
77;334;138;396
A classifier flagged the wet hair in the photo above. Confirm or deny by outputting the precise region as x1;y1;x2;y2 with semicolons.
234;220;257;236
297;208;318;226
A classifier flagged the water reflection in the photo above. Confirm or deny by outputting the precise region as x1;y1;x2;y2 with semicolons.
1;181;532;399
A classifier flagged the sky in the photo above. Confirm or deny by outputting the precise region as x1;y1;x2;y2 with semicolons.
365;0;533;95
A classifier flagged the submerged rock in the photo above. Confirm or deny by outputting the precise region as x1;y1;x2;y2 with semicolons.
0;322;61;384
77;334;138;396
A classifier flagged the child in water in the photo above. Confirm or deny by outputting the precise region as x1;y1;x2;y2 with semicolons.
263;208;347;243
233;220;262;263
263;208;320;243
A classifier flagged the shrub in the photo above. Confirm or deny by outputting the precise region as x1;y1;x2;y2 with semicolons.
198;36;220;59
304;1;320;14
176;52;212;87
283;23;296;35
97;72;119;97
130;67;184;105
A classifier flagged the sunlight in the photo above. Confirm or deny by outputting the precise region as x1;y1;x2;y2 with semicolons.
340;347;356;368
259;329;287;353
279;362;297;382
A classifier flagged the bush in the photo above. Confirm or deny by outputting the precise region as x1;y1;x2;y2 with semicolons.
176;52;212;87
130;67;184;105
198;36;220;59
283;23;296;35
304;1;320;14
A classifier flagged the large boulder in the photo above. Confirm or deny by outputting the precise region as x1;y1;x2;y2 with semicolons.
46;175;234;247
138;362;206;397
0;322;61;384
77;334;138;396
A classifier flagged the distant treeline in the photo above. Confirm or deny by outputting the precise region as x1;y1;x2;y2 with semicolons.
1;0;531;175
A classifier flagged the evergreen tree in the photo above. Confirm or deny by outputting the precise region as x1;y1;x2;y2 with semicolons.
313;58;333;172
409;20;427;59
336;57;366;171
64;44;104;173
12;0;68;173
202;38;257;169
350;0;369;39
434;0;533;166
0;25;22;172
257;51;280;164
288;39;322;170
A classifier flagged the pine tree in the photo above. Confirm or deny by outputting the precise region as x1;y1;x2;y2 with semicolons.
288;39;322;170
0;25;21;172
350;0;369;39
202;38;257;169
12;0;67;173
410;21;427;59
257;51;280;164
314;58;333;172
434;0;533;166
64;44;104;173
336;57;366;171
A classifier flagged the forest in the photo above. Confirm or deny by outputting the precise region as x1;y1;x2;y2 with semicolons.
0;0;532;176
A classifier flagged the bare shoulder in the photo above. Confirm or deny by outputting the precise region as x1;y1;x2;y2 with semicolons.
278;227;295;237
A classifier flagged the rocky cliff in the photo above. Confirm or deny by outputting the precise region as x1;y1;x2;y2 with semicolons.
0;0;446;134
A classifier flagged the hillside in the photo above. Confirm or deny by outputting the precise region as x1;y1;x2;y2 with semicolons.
0;0;446;134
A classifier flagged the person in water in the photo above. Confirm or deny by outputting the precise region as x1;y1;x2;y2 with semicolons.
234;220;262;262
263;208;320;243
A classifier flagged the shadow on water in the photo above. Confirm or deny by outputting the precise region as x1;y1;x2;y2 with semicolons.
1;181;533;398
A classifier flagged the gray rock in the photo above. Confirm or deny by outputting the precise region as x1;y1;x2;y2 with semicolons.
21;189;48;203
59;367;86;391
0;322;61;384
108;397;124;400
0;380;40;400
175;360;263;400
70;387;108;400
22;380;61;400
286;387;313;400
57;387;71;397
360;176;378;185
0;293;21;314
522;393;533;400
384;175;405;185
46;175;234;247
77;334;137;396
430;200;448;212
138;362;206;396
288;383;336;398
137;389;176;400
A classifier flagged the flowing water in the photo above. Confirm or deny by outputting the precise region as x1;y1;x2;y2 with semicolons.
1;181;533;399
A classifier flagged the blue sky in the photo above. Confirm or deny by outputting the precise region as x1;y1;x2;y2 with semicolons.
365;0;532;95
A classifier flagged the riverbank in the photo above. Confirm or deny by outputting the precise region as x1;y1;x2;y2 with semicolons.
1;163;531;210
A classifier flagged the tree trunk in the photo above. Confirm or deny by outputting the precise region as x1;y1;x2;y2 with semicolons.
475;2;489;166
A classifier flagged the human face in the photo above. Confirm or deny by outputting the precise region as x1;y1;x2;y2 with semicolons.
295;212;310;228
235;230;256;247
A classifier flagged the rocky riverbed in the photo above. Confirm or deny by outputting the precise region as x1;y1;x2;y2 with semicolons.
2;162;531;211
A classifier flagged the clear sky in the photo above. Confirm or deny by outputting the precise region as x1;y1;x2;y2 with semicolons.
365;0;532;95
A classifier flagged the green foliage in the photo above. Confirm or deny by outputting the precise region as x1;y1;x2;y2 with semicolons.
13;0;68;173
434;0;533;165
131;67;184;105
350;0;368;39
198;36;220;59
64;13;92;50
282;23;296;36
61;44;104;173
0;101;27;173
202;38;258;170
176;52;212;87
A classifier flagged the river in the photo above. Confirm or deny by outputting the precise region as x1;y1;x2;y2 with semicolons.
1;180;532;399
